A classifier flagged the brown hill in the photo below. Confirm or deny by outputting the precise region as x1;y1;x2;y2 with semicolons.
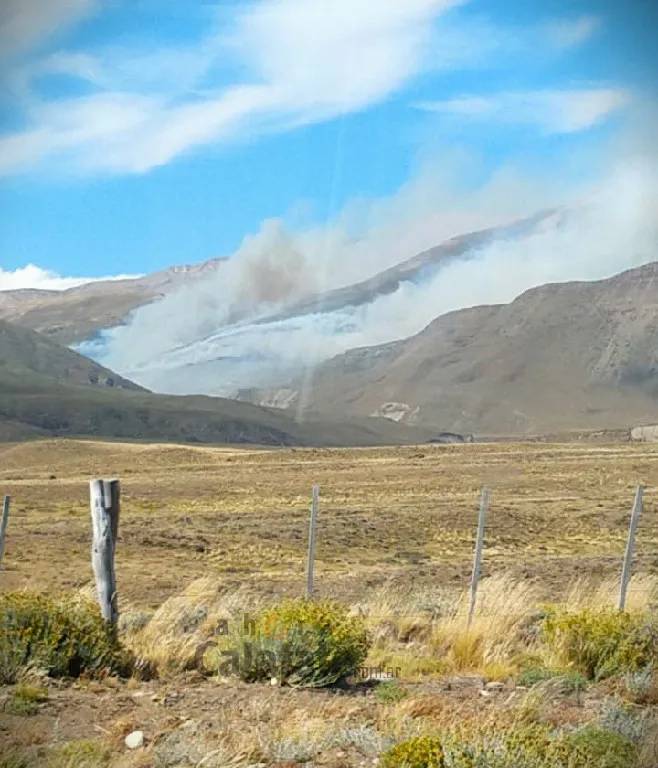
0;258;226;345
256;262;658;434
0;318;432;447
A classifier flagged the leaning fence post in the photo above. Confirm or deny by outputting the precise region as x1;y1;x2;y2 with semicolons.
0;495;10;571
619;485;644;612
306;485;320;597
468;488;488;627
89;479;121;624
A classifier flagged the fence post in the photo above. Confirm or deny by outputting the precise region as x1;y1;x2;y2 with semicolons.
468;488;488;627
89;479;121;624
619;485;644;612
0;495;10;571
306;485;320;597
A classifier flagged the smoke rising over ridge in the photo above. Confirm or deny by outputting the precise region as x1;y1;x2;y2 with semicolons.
79;122;658;397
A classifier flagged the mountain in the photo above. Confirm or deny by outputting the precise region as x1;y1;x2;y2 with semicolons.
0;258;227;346
0;317;143;391
0;318;432;446
241;262;658;434
78;209;566;397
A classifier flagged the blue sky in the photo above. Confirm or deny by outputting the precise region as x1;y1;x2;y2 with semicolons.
0;0;655;288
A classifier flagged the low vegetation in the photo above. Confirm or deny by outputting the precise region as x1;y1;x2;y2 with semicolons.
210;597;371;686
2;439;658;765
0;592;132;683
381;724;639;768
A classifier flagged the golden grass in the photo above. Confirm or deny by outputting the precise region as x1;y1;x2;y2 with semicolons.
123;577;268;676
118;568;658;683
2;438;658;611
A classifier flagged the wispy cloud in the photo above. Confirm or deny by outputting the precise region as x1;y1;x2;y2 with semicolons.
0;1;624;177
416;88;630;134
0;0;97;61
0;265;142;292
0;0;470;175
542;15;602;50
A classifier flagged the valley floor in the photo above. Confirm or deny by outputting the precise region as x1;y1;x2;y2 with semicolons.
1;438;657;606
2;438;658;767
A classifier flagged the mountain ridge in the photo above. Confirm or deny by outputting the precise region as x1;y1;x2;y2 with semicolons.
239;261;658;434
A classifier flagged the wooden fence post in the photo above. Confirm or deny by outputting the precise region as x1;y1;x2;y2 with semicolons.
89;479;120;624
619;485;644;612
468;488;488;627
0;495;10;572
306;485;320;597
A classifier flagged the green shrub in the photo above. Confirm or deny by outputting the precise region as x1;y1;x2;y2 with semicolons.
0;750;36;768
7;684;48;716
542;608;658;680
0;592;133;681
375;680;408;704
48;740;112;768
380;735;445;768
218;598;370;687
383;725;638;768
562;725;638;768
516;667;560;687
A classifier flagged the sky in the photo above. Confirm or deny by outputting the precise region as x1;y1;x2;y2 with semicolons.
1;0;656;291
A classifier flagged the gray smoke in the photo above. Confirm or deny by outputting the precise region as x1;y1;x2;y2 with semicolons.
79;109;658;395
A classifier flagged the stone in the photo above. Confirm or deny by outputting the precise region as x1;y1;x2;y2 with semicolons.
125;731;145;749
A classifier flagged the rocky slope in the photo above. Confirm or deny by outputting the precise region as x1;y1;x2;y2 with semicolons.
243;262;658;434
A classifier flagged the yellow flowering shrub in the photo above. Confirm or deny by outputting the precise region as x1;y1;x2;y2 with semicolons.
0;591;133;681
542;608;658;680
224;598;370;687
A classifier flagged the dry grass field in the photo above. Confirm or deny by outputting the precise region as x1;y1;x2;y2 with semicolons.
1;438;658;607
3;437;658;767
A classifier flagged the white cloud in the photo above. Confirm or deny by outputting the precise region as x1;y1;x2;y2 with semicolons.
543;15;602;50
0;0;97;60
0;0;480;175
416;88;630;134
0;265;142;292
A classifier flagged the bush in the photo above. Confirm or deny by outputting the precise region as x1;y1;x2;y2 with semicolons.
0;592;133;681
382;725;638;768
6;684;48;716
380;735;445;768
562;725;638;768
542;608;658;680
375;680;408;704
48;740;112;768
217;598;370;687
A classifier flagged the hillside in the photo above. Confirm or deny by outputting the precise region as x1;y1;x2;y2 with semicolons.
0;318;431;446
0;317;143;391
0;257;226;345
247;262;658;434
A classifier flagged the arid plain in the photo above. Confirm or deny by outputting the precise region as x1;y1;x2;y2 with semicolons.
2;438;657;608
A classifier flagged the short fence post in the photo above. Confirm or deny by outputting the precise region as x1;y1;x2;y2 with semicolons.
89;479;121;624
468;488;488;627
0;495;10;571
619;485;644;612
306;485;320;597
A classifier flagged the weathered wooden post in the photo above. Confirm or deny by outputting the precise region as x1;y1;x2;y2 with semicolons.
468;488;488;627
0;495;10;571
306;485;320;597
89;479;120;623
619;485;644;612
